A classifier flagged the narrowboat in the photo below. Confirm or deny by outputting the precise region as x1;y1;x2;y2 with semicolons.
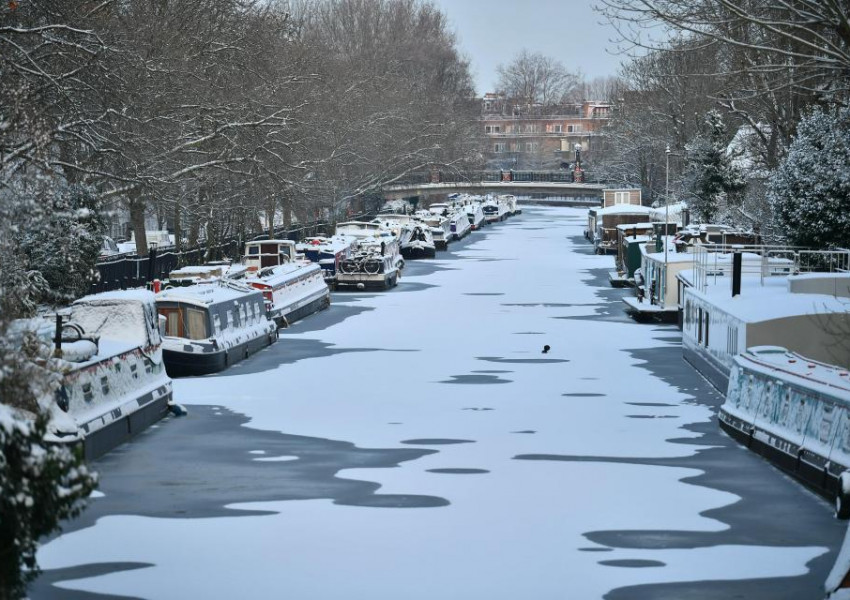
465;202;486;230
609;222;655;287
244;261;330;328
243;239;303;272
415;212;451;250
295;235;357;288
449;209;472;241
155;281;277;376
336;231;402;290
589;204;655;254
719;346;850;517
41;290;173;460
482;197;508;223
399;223;436;259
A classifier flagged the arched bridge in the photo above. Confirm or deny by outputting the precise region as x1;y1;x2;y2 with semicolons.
381;180;605;205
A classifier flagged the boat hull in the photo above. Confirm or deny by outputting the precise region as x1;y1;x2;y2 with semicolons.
163;332;275;377
80;383;172;460
718;408;843;502
401;245;436;260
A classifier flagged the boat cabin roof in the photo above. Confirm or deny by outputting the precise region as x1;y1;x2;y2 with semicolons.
156;282;262;309
737;346;850;398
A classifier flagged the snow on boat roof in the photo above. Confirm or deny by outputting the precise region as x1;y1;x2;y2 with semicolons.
73;290;156;305
736;346;850;399
245;262;321;286
616;222;655;230
624;235;653;244
156;282;260;306
169;265;223;276
595;205;654;216
685;272;850;322
245;239;294;245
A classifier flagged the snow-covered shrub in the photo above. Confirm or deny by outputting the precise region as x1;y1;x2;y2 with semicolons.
685;110;747;223
768;105;850;248
16;184;106;306
0;326;97;600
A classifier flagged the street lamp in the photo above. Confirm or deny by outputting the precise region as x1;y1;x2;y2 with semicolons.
665;144;670;266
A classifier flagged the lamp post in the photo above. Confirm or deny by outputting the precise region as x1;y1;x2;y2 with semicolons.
665;144;670;266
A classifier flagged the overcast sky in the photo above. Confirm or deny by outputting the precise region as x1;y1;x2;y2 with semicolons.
431;0;627;95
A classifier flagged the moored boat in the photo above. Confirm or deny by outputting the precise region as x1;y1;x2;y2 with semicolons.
449;208;472;240
244;261;330;328
295;235;357;289
720;346;850;516
465;202;486;230
399;223;436;259
39;290;173;460
155;281;277;376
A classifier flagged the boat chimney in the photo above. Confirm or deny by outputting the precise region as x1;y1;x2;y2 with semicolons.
732;252;742;297
53;313;63;357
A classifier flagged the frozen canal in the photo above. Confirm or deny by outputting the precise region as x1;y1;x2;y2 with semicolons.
35;206;845;599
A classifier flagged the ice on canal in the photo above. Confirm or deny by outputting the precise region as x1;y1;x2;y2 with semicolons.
38;207;827;598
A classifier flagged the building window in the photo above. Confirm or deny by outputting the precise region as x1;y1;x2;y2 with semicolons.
485;125;501;134
552;124;563;133
525;142;536;152
494;143;505;153
614;191;630;205
567;124;581;133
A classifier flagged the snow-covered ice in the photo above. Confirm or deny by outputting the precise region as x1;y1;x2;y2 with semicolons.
36;207;832;599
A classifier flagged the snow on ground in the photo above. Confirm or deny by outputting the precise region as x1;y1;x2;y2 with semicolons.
37;207;827;598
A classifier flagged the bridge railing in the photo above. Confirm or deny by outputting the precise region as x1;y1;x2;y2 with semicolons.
390;170;605;186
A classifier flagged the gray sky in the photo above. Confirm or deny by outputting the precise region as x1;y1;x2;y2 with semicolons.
431;0;627;95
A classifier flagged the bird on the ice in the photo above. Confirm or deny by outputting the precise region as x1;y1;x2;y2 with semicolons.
542;345;550;354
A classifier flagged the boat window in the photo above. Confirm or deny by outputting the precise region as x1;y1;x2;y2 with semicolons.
254;302;261;319
161;308;182;337
698;308;703;344
819;403;834;444
227;310;234;329
705;313;710;347
239;303;247;324
248;246;259;255
213;314;222;335
185;308;209;340
778;390;791;425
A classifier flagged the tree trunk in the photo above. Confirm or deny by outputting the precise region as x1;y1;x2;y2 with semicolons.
129;190;148;257
266;196;276;239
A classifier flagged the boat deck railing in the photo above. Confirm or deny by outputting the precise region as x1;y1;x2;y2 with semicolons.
692;244;850;292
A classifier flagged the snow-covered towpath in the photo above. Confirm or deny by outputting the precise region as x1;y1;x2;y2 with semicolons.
35;206;844;599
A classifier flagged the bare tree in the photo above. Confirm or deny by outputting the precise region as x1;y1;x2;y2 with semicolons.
496;50;582;107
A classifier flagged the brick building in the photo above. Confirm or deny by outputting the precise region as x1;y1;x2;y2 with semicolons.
481;93;611;170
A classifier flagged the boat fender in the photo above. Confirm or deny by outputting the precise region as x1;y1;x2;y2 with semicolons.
836;471;850;519
168;402;189;417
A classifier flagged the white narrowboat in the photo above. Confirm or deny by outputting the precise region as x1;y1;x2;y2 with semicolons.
244;261;330;328
720;346;850;516
449;208;472;241
465;202;486;230
156;281;277;376
44;290;173;460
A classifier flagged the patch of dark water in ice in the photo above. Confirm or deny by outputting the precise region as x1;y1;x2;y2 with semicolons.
625;402;676;407
401;439;475;445
599;559;666;568
32;406;448;598
228;338;418;375
462;407;495;411
31;563;150;600
426;468;489;475
562;393;605;397
579;547;613;552
625;414;679;419
514;331;545;335
476;356;569;365
440;374;512;384
511;430;536;434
